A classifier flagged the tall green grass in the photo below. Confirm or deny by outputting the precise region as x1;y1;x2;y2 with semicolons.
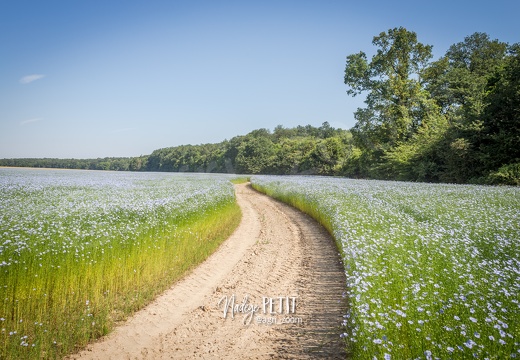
252;176;520;359
0;169;241;359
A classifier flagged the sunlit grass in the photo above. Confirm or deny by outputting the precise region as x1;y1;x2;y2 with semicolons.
0;169;241;359
252;175;520;359
230;176;251;184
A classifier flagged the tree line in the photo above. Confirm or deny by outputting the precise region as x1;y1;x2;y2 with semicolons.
145;123;354;175
1;28;518;185
0;123;356;176
0;157;139;171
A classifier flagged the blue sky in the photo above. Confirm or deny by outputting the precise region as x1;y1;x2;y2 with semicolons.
1;0;519;158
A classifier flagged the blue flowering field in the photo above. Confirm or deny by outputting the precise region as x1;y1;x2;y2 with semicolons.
0;168;240;359
252;175;519;359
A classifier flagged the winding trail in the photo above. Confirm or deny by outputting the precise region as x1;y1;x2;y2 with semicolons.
69;183;347;359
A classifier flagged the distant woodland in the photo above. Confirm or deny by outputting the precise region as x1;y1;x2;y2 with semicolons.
2;28;519;185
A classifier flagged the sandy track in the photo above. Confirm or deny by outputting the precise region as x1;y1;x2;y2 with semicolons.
69;183;347;359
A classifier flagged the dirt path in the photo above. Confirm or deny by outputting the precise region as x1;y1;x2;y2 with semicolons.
69;183;347;359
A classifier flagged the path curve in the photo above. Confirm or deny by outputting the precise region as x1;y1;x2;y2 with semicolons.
69;183;347;359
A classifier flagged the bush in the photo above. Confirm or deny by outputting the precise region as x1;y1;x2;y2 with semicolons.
487;163;520;185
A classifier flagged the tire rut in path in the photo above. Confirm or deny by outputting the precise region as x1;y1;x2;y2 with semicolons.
69;183;347;359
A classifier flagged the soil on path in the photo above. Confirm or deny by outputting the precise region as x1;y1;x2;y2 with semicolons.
69;183;347;359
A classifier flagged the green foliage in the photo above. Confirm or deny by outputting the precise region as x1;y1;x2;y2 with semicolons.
235;136;277;174
345;28;518;185
383;113;449;182
345;27;434;155
0;157;141;171
274;137;316;174
480;45;520;172
486;163;520;185
1;122;358;177
309;137;349;175
146;143;225;172
421;33;512;182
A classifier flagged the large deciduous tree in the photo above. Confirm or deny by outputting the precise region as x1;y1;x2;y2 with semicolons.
344;27;439;177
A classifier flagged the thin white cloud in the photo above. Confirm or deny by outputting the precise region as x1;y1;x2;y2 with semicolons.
19;74;46;84
20;118;43;126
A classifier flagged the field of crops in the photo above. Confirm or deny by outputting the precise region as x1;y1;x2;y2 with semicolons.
0;168;240;359
252;176;520;359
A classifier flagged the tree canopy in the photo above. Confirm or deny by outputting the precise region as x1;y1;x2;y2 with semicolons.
344;27;519;184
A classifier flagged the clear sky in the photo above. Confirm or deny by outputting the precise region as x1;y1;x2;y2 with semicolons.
1;0;518;159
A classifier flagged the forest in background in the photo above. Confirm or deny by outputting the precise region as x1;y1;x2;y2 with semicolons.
2;28;519;185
